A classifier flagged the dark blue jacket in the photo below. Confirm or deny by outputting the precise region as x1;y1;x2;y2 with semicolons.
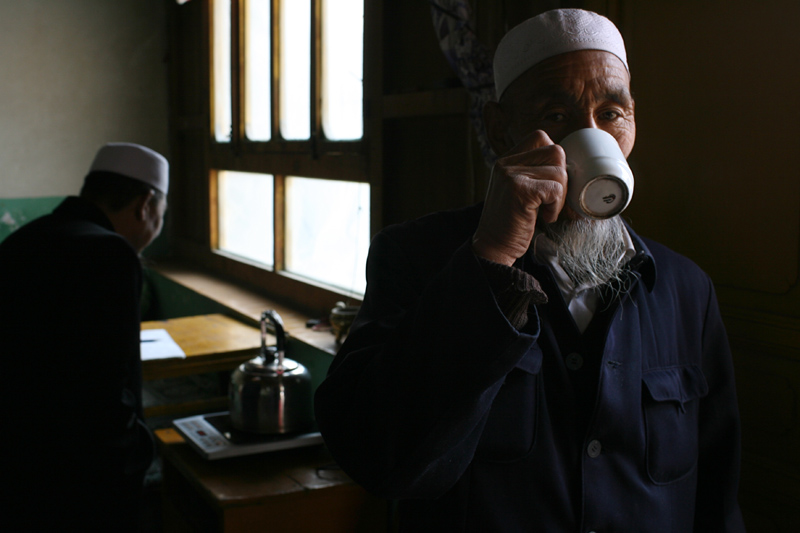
315;203;745;532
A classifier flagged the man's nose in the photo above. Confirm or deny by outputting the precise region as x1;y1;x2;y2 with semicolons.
574;114;598;130
554;115;598;144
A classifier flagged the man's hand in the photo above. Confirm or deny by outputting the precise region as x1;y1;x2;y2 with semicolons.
472;130;568;266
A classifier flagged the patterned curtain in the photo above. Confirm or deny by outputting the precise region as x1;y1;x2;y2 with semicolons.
430;0;497;167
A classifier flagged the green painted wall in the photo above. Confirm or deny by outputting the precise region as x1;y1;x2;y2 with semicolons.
0;196;64;243
142;270;231;321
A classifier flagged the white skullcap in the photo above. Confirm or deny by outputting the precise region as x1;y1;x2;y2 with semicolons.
89;142;169;194
494;9;628;100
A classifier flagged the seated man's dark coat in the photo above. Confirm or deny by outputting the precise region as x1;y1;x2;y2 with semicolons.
0;196;154;531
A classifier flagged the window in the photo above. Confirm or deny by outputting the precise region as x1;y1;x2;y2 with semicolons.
209;0;369;301
284;176;369;294
216;170;274;267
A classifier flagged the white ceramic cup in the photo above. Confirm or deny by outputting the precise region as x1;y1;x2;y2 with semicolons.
559;128;634;219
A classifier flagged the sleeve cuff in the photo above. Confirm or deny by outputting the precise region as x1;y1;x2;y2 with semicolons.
477;257;547;330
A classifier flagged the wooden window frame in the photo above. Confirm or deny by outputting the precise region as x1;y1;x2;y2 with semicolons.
172;0;383;317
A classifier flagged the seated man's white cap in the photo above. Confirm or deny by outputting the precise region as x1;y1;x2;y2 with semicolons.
493;9;628;101
89;142;169;195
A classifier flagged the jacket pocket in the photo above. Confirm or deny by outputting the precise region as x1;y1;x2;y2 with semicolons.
642;365;709;484
475;346;542;463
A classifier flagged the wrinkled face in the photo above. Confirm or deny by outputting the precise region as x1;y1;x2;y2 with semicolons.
496;50;635;157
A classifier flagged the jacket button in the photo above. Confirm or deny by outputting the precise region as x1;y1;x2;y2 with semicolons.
587;439;602;458
566;352;583;370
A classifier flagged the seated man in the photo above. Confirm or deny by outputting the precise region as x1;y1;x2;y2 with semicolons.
0;143;168;531
315;9;745;532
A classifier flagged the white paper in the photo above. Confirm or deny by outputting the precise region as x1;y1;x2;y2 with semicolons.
140;329;186;361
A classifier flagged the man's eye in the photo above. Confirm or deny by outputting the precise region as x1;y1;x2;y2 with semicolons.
545;112;567;122
599;110;622;121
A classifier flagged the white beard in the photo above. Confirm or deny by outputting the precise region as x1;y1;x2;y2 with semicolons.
541;215;629;289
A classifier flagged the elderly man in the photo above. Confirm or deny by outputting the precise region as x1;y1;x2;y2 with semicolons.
0;143;168;531
315;9;745;532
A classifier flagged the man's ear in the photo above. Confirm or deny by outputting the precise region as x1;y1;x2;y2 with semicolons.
133;191;154;221
483;101;512;158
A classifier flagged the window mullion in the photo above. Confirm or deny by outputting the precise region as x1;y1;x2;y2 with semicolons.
273;174;286;272
311;0;321;155
271;0;279;142
231;0;243;145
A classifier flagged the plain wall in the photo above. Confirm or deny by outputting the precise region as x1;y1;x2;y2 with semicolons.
0;0;169;199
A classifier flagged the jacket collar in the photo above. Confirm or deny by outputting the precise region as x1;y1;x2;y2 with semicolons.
623;220;657;292
53;196;115;233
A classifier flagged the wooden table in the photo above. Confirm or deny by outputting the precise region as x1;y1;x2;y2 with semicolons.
156;428;389;532
141;314;262;381
141;314;263;417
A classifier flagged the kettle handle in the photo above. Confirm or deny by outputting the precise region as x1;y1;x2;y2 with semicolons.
260;309;286;358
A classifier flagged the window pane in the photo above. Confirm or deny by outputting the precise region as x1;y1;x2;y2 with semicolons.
285;177;369;295
217;171;274;267
322;0;363;140
279;0;310;140
212;0;232;143
244;0;271;141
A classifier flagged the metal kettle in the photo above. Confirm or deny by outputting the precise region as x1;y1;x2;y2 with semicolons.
228;310;314;434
